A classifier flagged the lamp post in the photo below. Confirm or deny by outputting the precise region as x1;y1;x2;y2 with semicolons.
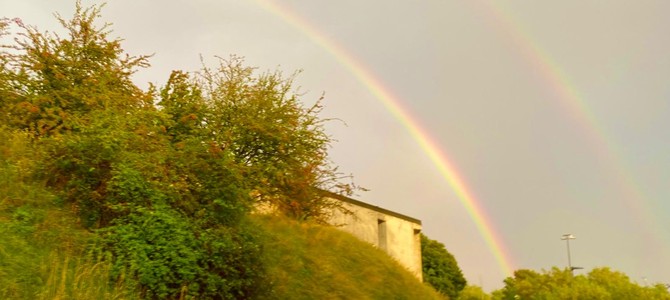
561;233;576;274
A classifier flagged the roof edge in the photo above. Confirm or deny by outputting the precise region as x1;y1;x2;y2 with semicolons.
322;190;422;225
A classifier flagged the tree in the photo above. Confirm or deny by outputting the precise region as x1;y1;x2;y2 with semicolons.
458;285;491;300
494;267;670;300
421;233;467;299
159;55;359;222
0;3;150;136
0;2;159;227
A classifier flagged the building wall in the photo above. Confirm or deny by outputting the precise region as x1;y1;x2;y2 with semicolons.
327;196;423;280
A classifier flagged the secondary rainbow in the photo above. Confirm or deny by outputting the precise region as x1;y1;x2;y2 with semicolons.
255;0;516;276
480;2;664;247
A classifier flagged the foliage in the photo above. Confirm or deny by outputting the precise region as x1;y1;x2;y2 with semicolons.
0;141;136;298
101;206;202;298
0;2;150;136
100;206;266;299
160;56;360;223
458;285;491;300
493;267;670;300
421;233;467;299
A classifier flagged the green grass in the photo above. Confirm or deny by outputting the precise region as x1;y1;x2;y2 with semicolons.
254;214;445;300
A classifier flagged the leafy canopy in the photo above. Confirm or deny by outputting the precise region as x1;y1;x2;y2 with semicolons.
421;233;467;299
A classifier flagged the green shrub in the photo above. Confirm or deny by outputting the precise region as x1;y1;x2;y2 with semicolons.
101;206;266;299
101;206;203;298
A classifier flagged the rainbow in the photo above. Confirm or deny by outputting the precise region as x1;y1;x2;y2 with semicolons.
255;0;516;276
255;0;669;281
479;2;664;247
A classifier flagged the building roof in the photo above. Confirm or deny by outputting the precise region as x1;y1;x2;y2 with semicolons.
322;191;422;225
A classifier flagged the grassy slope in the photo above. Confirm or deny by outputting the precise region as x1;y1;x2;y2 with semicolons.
0;169;442;299
254;214;445;300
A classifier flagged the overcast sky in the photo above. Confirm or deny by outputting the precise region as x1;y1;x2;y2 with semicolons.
3;0;669;291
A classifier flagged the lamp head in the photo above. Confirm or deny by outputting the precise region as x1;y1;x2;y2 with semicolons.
561;234;576;240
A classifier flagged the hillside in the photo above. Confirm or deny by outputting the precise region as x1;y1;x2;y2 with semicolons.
254;214;444;299
0;175;442;299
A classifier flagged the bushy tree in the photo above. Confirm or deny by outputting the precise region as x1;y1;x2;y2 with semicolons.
1;3;157;227
494;267;670;300
0;3;150;136
159;56;359;223
421;233;467;299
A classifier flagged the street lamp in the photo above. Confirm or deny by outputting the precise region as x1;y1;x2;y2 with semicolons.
560;233;581;274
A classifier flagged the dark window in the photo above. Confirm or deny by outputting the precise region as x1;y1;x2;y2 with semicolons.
377;219;387;251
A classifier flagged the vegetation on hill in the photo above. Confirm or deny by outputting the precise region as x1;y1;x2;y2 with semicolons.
0;179;444;299
0;142;136;298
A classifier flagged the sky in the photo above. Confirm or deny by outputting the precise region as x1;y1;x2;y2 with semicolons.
2;0;669;291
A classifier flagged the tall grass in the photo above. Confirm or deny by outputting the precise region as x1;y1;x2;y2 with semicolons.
0;157;53;298
0;171;139;299
37;254;138;300
0;130;138;299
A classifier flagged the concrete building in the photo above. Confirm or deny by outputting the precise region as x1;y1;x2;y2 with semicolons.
325;192;423;280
